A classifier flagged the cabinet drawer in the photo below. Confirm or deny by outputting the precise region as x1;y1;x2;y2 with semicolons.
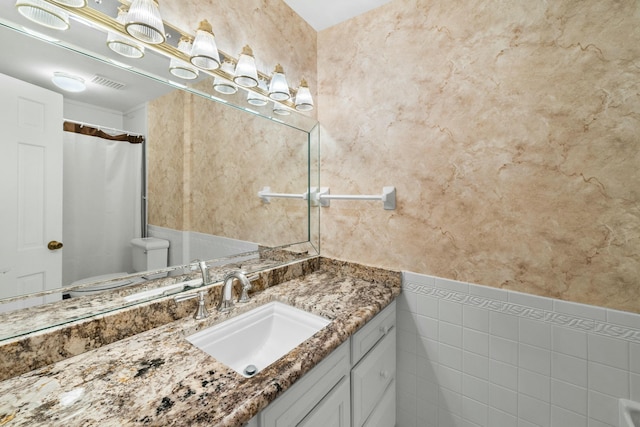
351;328;396;427
351;300;396;365
363;379;395;427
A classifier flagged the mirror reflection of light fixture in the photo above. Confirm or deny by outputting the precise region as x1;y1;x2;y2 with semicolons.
294;79;314;112
273;102;291;116
26;0;316;113
51;71;85;92
15;0;70;31
125;0;165;45
169;36;198;80
268;64;290;101
233;45;258;88
49;0;86;7
107;6;145;59
190;20;220;70
213;61;238;95
247;78;268;106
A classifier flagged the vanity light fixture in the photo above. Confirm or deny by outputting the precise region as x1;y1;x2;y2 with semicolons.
294;79;314;111
51;71;86;92
169;36;198;80
268;64;290;101
189;20;220;70
213;60;238;95
125;0;165;45
272;102;291;116
32;0;316;114
107;6;144;59
15;0;70;31
247;78;268;106
49;0;86;7
233;45;259;88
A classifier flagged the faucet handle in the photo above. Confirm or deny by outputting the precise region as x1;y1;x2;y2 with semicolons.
238;284;251;303
175;290;209;320
237;272;253;303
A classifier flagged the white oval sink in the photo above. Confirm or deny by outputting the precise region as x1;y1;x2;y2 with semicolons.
186;301;330;377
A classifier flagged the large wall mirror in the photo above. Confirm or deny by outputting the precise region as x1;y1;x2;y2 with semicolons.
0;1;319;340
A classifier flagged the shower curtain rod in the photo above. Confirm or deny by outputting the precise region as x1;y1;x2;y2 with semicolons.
63;118;145;138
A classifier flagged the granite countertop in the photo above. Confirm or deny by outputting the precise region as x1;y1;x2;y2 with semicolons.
0;265;400;426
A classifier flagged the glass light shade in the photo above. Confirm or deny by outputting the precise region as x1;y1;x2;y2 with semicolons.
295;79;314;112
107;7;144;59
125;0;165;45
16;0;70;31
268;64;290;101
247;78;268;106
50;0;86;7
233;45;258;88
190;20;220;70
273;102;291;116
51;72;85;92
213;61;237;95
170;37;198;80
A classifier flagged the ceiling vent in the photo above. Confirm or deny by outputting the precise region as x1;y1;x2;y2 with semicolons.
90;74;126;90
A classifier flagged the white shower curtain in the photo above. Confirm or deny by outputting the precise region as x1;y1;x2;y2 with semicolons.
62;131;143;286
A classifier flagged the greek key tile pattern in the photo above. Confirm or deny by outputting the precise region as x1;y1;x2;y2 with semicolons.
404;280;640;344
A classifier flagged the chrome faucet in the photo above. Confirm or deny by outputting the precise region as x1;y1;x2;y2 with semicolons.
218;271;252;312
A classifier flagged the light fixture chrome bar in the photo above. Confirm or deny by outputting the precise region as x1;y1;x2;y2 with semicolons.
316;187;396;210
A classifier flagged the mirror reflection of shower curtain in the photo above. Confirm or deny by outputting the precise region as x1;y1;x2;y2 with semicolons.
62;130;143;286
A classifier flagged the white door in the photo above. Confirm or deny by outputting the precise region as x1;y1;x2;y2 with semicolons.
0;72;63;310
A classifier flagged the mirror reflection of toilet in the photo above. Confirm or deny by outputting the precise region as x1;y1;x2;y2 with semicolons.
68;237;170;297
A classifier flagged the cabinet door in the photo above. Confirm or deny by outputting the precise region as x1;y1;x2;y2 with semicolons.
298;377;350;427
260;341;350;427
363;379;395;427
351;328;396;427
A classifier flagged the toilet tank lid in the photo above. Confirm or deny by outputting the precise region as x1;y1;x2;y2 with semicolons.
131;237;170;250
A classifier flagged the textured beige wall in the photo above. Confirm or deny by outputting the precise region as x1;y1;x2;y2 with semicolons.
148;89;309;248
147;89;186;230
188;93;309;246
318;0;640;312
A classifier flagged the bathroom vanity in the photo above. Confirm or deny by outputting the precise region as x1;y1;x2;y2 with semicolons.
251;297;396;427
0;258;400;426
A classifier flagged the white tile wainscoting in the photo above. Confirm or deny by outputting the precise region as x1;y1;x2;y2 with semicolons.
396;272;640;427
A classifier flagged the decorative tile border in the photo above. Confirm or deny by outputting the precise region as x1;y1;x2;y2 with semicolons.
403;280;640;344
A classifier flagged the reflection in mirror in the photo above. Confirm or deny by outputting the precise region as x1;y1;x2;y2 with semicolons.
0;1;319;340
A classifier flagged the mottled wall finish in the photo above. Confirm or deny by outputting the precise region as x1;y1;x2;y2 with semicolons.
147;89;186;230
189;94;309;246
318;0;640;312
148;90;309;248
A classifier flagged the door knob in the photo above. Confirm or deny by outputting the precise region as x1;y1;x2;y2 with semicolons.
48;241;63;250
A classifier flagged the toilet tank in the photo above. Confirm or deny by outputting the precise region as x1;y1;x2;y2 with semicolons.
131;237;170;272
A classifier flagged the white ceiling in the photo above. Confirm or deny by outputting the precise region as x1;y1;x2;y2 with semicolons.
282;0;393;31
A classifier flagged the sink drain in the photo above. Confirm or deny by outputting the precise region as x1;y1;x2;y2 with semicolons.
244;364;258;377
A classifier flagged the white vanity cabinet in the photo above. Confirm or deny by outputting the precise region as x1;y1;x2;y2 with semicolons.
259;340;351;427
248;300;396;427
350;301;396;427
